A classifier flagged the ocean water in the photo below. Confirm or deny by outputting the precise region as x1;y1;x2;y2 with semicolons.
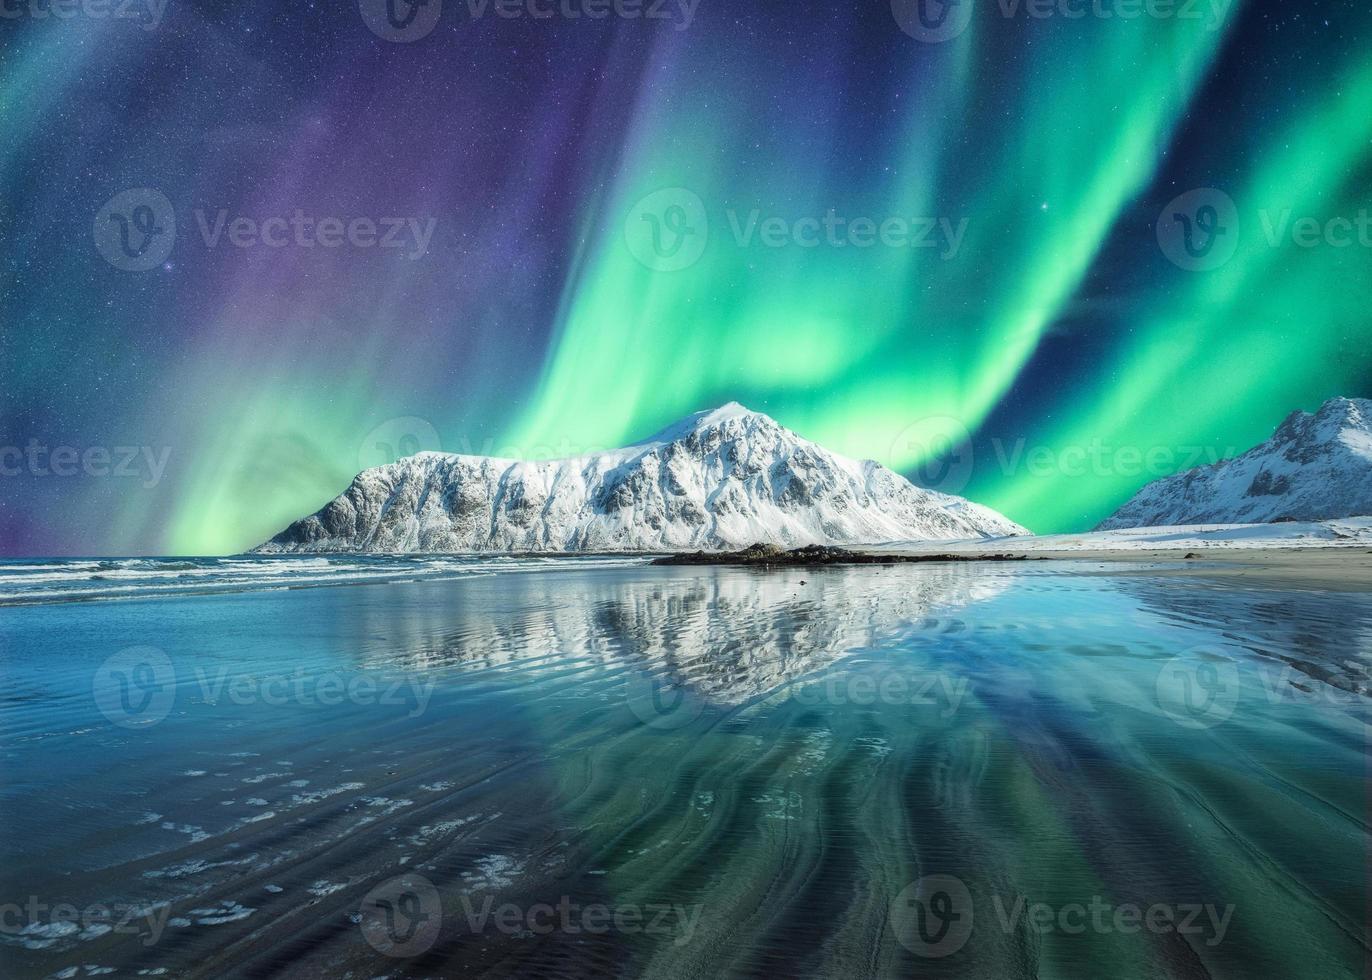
0;557;1367;978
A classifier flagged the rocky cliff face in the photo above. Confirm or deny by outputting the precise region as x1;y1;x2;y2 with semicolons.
256;403;1026;553
1098;397;1372;530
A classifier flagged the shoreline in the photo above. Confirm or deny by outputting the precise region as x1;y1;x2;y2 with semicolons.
653;542;1372;591
652;544;1045;567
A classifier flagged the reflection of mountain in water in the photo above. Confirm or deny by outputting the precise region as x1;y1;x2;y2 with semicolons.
1121;578;1372;698
9;564;1371;979
346;565;1011;706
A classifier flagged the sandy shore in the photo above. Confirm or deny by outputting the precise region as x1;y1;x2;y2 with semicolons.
860;545;1372;591
656;538;1372;590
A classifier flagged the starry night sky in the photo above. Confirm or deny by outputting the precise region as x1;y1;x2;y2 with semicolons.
2;0;1370;555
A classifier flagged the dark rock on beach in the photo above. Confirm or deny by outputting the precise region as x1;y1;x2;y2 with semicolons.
653;543;1039;567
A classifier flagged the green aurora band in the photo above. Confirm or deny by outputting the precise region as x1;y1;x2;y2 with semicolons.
503;6;1301;536
34;2;1365;553
975;49;1372;527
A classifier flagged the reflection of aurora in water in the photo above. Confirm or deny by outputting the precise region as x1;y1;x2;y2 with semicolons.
4;1;1371;554
1;560;1368;977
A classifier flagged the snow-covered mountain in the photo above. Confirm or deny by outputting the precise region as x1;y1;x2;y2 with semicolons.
1098;397;1372;530
255;403;1026;553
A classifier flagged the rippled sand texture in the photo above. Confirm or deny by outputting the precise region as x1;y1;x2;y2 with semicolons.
1;560;1368;978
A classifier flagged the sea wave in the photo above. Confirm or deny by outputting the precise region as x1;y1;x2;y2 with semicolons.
0;555;652;606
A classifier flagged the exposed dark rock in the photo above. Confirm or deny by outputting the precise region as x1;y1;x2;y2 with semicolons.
653;543;1042;567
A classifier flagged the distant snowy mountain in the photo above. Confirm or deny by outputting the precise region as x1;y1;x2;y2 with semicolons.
1098;397;1372;530
255;403;1026;553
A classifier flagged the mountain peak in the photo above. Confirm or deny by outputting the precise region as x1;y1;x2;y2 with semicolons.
680;401;771;432
1099;395;1372;530
256;401;1025;553
1272;396;1371;447
1315;395;1370;425
698;400;758;423
637;402;779;446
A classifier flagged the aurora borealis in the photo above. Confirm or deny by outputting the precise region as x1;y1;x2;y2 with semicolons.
2;0;1370;555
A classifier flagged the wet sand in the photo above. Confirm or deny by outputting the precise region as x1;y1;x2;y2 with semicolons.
3;558;1369;978
861;546;1372;591
658;542;1372;591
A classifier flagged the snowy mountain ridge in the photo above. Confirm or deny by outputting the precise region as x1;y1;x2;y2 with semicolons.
1098;397;1372;530
255;403;1027;553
